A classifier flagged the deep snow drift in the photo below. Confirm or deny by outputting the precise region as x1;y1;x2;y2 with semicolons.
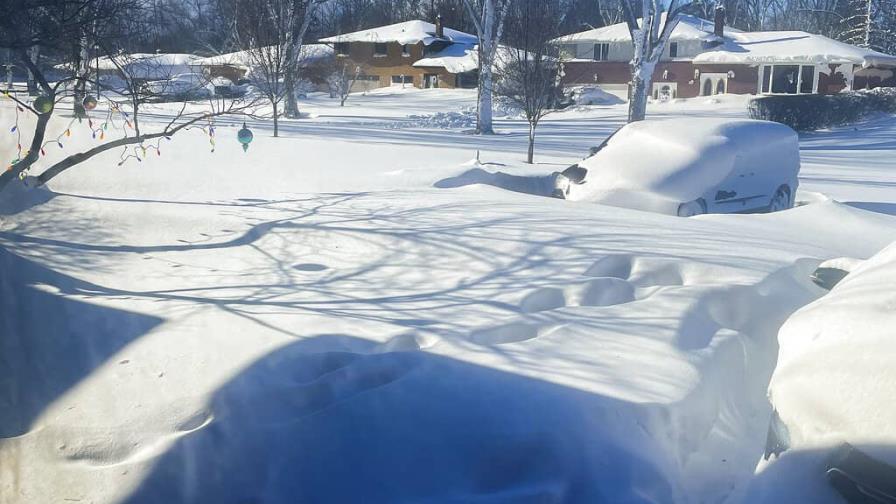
2;89;896;504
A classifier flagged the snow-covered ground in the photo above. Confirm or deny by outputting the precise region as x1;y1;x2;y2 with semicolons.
2;89;896;503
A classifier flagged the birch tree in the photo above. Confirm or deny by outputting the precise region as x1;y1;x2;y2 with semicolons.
621;0;689;122
463;0;513;135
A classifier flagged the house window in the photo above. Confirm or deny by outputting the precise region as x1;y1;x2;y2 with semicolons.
593;43;609;61
771;65;800;94
669;42;678;58
800;65;815;93
335;42;349;56
401;44;411;57
559;45;576;60
374;43;388;57
391;75;413;84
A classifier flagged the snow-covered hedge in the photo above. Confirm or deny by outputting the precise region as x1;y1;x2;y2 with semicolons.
748;87;896;131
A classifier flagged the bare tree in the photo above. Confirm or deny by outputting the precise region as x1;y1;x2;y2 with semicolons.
497;0;564;163
327;61;361;106
620;0;689;122
0;0;256;194
463;0;513;134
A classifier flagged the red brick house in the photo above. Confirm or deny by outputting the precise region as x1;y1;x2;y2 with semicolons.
555;10;896;100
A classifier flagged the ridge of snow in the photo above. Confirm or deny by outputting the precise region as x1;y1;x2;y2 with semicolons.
192;44;334;70
693;30;896;67
555;15;735;44
319;20;477;46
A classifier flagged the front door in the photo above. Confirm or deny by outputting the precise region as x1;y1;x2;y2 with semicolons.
423;74;439;89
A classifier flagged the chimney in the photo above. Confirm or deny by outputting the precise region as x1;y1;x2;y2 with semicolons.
714;5;725;38
435;14;444;39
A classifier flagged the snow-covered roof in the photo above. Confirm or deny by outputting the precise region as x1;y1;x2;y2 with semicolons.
414;44;477;73
415;45;531;73
91;53;201;79
319;20;477;46
555;15;733;44
192;44;334;70
693;31;896;67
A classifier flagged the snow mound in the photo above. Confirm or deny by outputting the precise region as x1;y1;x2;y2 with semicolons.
567;86;626;106
402;111;477;129
741;239;896;502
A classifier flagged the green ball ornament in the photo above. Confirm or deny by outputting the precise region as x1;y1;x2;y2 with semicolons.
33;95;54;114
83;95;98;111
237;122;253;153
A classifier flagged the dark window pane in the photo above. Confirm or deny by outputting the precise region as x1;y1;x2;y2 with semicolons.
761;65;771;93
335;43;349;56
800;65;814;93
771;65;799;94
669;42;678;58
375;43;388;55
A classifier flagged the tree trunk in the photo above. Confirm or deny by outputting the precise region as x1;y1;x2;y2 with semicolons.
627;61;655;122
527;122;536;164
283;72;300;118
478;59;495;134
273;100;279;137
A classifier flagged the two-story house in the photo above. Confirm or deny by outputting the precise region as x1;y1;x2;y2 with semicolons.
318;18;480;90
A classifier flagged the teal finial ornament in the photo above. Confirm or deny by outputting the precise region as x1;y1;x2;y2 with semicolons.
237;122;253;152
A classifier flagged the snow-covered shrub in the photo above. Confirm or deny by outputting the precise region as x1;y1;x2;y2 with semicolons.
749;87;896;131
565;86;625;106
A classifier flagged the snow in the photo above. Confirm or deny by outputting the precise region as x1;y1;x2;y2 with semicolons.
555;14;731;44
3;88;896;504
192;44;334;71
739;240;896;503
319;20;477;46
414;43;478;73
566;85;626;106
92;53;202;80
568;118;800;214
694;31;896;67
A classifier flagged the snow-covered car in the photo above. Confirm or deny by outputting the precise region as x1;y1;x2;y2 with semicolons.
566;118;800;216
143;73;212;100
209;76;249;98
743;244;896;503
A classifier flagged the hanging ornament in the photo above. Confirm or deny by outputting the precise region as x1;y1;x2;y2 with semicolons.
74;102;87;119
33;95;54;114
83;95;98;111
237;122;253;153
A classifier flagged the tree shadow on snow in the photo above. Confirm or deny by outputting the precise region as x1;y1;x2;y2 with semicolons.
122;334;680;504
0;247;163;437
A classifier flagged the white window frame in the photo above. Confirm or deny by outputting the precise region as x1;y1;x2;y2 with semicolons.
593;43;609;61
758;63;820;95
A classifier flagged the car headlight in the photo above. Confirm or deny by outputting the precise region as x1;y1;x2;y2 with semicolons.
677;199;706;217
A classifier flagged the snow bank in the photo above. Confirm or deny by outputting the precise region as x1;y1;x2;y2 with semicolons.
740;240;896;503
566;86;625;106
